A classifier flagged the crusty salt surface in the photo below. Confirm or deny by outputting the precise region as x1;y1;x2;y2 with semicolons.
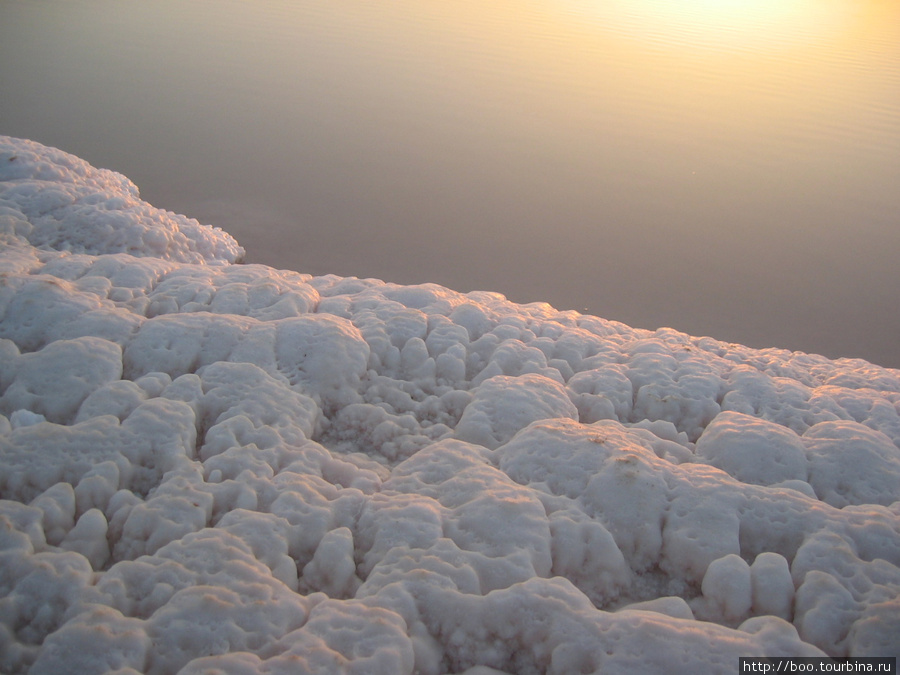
2;136;899;674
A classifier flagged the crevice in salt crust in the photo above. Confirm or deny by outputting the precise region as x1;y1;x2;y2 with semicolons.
1;135;899;674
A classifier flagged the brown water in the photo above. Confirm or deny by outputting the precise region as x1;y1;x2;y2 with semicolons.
2;0;898;367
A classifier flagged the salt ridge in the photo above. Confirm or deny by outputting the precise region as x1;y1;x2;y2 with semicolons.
1;135;898;674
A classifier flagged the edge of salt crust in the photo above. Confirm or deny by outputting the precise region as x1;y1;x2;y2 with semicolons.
2;135;899;675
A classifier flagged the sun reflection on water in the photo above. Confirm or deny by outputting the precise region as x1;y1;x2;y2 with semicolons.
568;0;851;50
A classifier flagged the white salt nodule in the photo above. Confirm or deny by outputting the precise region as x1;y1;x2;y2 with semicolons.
2;135;899;673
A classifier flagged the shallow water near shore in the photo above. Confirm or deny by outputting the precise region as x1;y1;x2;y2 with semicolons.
1;0;898;366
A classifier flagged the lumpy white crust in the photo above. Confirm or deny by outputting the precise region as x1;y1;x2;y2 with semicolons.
2;136;898;674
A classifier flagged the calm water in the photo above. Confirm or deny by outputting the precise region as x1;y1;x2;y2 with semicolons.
2;0;899;367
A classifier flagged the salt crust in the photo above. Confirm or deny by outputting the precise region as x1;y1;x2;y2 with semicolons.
1;135;899;674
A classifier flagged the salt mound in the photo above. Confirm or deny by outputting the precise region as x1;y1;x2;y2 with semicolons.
2;136;899;674
0;136;243;264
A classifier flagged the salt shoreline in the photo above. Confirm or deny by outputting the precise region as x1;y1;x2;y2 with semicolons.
1;135;898;673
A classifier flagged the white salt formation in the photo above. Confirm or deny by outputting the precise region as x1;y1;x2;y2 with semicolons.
1;135;899;674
